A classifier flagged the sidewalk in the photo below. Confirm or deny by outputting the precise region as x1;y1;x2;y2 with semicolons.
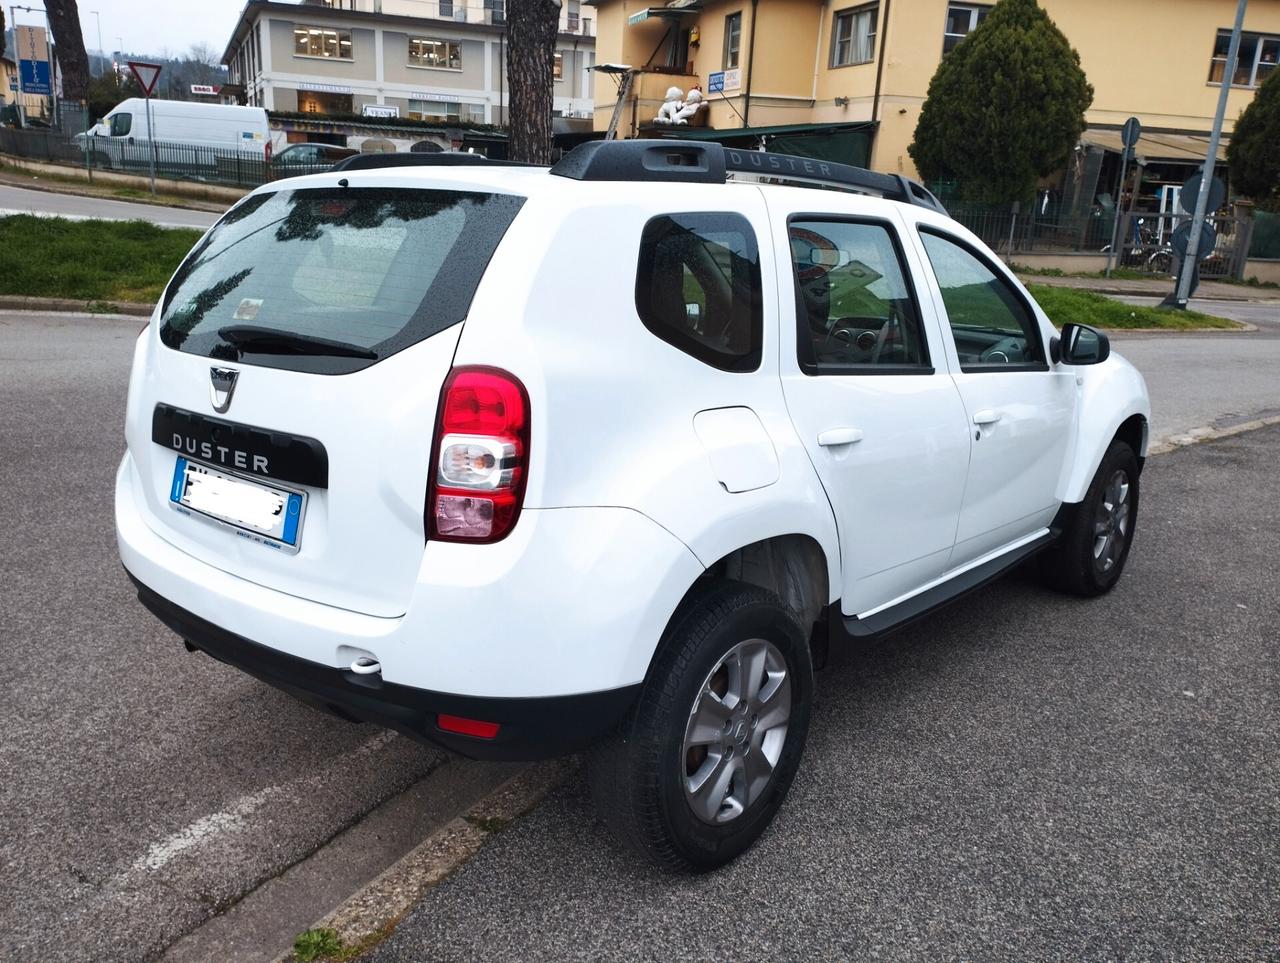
1018;272;1280;303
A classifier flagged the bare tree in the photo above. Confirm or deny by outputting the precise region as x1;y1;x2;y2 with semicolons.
44;0;92;100
506;0;561;164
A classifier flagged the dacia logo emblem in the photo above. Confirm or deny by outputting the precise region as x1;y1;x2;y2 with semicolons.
209;367;239;414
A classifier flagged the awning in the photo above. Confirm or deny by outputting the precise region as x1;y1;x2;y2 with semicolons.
628;1;702;24
1080;128;1228;163
652;121;877;168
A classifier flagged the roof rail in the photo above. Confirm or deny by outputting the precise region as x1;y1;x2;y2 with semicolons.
549;140;947;214
330;152;540;173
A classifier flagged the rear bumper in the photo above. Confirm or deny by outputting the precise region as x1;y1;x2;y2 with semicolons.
129;572;639;761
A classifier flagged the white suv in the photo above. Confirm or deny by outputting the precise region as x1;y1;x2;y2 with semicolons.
116;142;1150;871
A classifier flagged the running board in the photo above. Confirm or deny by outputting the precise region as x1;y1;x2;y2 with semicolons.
831;531;1058;643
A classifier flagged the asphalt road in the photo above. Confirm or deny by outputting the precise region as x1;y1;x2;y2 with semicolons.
0;313;443;963
368;425;1280;963
0;183;220;230
2;310;1278;961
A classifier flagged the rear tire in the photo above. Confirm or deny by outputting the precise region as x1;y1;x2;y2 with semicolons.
1041;440;1140;597
587;580;813;872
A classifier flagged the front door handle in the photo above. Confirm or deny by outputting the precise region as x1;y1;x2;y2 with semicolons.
972;409;1002;426
817;427;864;447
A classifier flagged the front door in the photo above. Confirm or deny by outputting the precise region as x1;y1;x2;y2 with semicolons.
912;227;1076;564
774;204;972;616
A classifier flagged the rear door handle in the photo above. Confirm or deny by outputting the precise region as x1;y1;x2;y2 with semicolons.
817;427;864;447
972;409;1002;426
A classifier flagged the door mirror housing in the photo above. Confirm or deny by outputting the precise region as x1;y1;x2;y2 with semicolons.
1058;323;1110;365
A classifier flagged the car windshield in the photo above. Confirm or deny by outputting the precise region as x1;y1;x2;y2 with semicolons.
159;187;525;374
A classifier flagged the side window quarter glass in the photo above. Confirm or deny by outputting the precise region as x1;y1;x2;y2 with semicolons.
788;218;930;373
919;229;1044;368
635;212;763;373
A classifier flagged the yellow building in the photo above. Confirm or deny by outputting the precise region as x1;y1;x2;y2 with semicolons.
590;0;1280;180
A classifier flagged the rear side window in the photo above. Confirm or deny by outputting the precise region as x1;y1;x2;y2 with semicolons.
159;187;525;374
635;212;762;372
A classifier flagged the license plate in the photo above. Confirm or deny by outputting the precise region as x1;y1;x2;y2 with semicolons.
169;456;306;552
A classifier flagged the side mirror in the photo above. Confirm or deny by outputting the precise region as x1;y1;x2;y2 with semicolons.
1059;322;1110;365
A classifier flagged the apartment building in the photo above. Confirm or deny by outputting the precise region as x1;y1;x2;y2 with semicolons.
222;0;596;128
590;0;1280;179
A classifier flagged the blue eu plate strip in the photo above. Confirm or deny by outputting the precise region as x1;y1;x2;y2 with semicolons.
282;493;303;545
171;457;187;503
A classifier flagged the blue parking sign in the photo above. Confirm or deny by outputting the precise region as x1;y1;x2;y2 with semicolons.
708;71;725;94
19;59;52;95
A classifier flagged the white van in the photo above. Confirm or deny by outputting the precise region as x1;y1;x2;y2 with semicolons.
80;98;271;170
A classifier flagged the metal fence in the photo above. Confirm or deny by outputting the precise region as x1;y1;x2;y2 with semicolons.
0;127;330;190
947;205;1255;280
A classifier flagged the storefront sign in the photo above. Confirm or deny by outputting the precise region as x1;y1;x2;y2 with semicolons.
362;104;400;118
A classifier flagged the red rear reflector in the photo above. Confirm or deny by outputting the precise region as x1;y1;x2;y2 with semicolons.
437;714;501;739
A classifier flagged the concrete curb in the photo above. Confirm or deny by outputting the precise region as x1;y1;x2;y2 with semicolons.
1148;414;1280;455
0;295;154;317
273;759;575;963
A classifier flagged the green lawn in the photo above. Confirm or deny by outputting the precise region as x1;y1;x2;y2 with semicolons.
1025;283;1240;330
0;215;202;304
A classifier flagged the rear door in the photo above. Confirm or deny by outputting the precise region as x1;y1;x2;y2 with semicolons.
126;181;525;617
770;195;972;615
910;224;1075;565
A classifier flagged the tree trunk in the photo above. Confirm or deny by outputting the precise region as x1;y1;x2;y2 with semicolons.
506;0;561;164
44;0;92;101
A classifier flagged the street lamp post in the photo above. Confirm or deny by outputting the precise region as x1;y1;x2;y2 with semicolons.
91;10;104;77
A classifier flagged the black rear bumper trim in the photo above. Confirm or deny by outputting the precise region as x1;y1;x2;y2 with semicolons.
127;572;638;761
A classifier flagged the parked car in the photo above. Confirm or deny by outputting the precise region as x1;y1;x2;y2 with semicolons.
272;143;359;176
116;142;1150;872
75;98;270;171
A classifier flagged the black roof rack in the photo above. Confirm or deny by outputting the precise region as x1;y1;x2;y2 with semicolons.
329;152;541;173
549;140;947;214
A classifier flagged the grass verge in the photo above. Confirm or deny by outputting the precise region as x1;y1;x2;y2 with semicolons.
0;214;200;304
1025;283;1241;330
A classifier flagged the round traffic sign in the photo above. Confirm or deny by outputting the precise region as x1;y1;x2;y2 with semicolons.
1180;172;1226;214
1170;220;1217;260
1121;117;1142;149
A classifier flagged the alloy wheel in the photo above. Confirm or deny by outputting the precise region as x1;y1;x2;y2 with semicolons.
1093;469;1131;574
681;638;791;825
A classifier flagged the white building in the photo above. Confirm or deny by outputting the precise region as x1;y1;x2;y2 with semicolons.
222;0;596;129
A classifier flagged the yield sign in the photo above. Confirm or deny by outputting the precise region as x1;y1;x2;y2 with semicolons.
128;61;162;96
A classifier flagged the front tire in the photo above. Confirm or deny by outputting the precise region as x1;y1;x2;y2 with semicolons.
1041;439;1140;596
588;580;813;872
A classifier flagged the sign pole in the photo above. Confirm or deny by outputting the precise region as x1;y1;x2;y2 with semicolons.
146;92;157;194
1168;0;1247;309
1104;118;1141;279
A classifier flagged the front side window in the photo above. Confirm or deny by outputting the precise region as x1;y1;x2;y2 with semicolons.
1208;30;1279;87
943;3;990;54
919;229;1044;369
294;25;354;59
159;188;525;375
408;37;462;70
635;212;762;372
790;219;928;373
831;4;878;67
109;112;132;136
724;12;742;69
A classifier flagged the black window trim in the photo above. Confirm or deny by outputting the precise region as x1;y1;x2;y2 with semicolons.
634;210;764;374
917;225;1050;373
788;213;935;377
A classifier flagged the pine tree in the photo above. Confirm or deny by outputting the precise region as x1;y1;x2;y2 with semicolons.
1227;69;1280;212
506;0;562;164
908;0;1093;205
44;0;92;101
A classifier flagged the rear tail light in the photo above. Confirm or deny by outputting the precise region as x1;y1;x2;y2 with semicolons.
437;714;501;739
427;367;530;543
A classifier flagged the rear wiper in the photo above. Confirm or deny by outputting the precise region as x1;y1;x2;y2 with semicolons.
217;325;377;360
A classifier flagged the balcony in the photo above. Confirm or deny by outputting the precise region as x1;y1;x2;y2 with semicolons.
300;0;595;36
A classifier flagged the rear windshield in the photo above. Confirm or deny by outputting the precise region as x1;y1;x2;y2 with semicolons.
159;187;525;374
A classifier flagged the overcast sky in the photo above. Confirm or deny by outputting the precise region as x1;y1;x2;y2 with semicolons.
10;0;248;61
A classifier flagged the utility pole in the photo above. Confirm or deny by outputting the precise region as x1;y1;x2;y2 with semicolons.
91;10;103;77
1167;0;1247;309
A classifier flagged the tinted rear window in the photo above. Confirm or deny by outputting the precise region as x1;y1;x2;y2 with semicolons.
160;187;525;374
